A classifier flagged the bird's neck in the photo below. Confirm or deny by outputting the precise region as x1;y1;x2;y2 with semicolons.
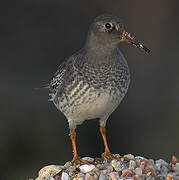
84;31;120;64
84;44;120;65
85;32;115;53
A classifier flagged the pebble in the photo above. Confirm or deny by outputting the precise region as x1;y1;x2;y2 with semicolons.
64;161;72;169
73;177;85;180
160;165;169;175
129;160;136;170
34;155;179;180
155;159;168;167
108;172;119;180
61;172;70;180
124;154;135;160
79;164;95;173
82;157;94;163
121;169;132;177
38;165;63;178
134;167;143;176
172;163;179;172
99;173;108;180
111;159;126;172
85;173;95;180
101;165;113;174
135;156;148;161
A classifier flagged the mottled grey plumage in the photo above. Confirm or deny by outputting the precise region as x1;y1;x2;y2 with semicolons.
48;14;149;130
47;14;150;161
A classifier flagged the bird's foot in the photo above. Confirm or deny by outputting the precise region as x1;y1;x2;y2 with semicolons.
71;157;91;165
101;151;121;161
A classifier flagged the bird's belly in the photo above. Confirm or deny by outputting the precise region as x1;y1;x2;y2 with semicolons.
58;87;125;126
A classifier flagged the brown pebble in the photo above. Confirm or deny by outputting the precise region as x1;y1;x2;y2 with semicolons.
134;167;143;176
141;160;146;166
146;160;155;171
172;155;179;165
108;172;119;180
121;169;132;177
165;176;172;180
133;175;139;180
91;167;99;172
85;173;95;180
146;172;151;176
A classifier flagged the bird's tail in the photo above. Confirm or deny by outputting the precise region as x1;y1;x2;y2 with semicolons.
34;84;50;90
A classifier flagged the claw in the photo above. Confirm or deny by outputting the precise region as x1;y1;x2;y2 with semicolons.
101;152;121;161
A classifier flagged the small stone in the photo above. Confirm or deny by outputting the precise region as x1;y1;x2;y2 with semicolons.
38;165;63;178
91;167;99;172
36;176;54;180
79;164;95;173
160;166;169;175
68;171;75;177
77;173;85;178
135;156;148;161
108;172;119;180
133;175;139;180
124;154;135;161
119;177;134;180
121;169;132;177
99;173;108;180
61;172;70;180
174;176;179;180
134;167;143;176
135;159;147;168
129;160;136;170
111;159;126;172
64;161;72;169
101;165;113;174
172;163;179;172
93;173;99;180
96;163;107;170
73;178;85;180
82;157;95;163
35;177;44;180
165;176;172;180
146;177;155;180
68;165;76;172
146;160;155;173
146;172;151;176
155;159;168;167
114;154;121;159
85;173;95;180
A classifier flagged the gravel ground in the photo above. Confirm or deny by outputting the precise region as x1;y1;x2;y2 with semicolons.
33;154;179;180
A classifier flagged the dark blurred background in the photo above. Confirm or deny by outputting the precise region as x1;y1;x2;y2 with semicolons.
0;0;179;179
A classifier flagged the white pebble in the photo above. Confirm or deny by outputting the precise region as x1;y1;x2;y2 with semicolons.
156;159;168;167
81;157;94;163
99;173;108;180
61;172;69;180
124;154;135;160
79;164;95;173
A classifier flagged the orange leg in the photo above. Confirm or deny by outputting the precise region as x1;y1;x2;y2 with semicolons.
100;125;111;154
69;128;90;164
69;128;78;161
100;125;120;160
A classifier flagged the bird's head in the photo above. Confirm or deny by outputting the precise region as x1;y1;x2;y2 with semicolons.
87;14;150;53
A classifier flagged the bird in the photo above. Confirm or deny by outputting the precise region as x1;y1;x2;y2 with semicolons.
47;14;150;164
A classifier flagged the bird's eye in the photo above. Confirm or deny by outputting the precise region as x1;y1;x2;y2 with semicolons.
105;23;112;29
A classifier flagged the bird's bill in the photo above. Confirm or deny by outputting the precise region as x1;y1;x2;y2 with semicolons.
121;31;150;53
